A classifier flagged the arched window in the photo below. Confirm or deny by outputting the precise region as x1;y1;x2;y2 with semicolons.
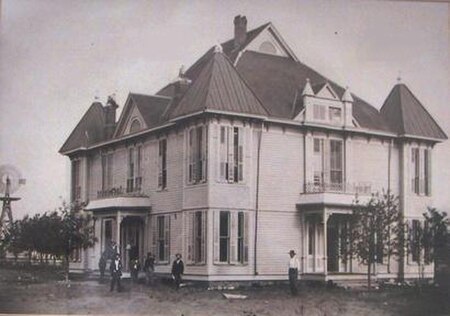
129;119;141;134
259;41;277;55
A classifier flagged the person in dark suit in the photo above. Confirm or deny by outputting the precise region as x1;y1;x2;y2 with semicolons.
171;253;184;290
110;253;122;292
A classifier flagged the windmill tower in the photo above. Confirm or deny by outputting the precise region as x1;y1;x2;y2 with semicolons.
0;165;26;239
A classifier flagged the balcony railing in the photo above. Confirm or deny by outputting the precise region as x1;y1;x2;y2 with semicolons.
97;184;145;199
304;182;372;195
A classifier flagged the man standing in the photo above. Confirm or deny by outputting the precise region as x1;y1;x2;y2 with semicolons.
110;253;122;292
288;250;300;295
143;252;155;286
171;253;184;290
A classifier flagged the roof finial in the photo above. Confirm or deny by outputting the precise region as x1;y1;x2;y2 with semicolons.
302;78;314;96
179;65;186;77
214;43;223;53
342;86;354;103
397;70;402;84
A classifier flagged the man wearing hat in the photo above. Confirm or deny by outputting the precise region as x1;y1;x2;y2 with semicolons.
171;253;184;290
288;250;300;295
110;252;123;292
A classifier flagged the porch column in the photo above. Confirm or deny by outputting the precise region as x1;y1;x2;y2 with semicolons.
116;211;122;249
323;210;329;276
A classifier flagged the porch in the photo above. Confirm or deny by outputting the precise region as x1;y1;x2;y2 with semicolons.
85;195;151;272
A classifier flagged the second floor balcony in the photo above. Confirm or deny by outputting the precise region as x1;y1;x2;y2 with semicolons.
303;181;372;195
298;181;373;207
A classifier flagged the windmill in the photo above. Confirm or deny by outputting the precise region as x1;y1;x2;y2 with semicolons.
0;165;26;239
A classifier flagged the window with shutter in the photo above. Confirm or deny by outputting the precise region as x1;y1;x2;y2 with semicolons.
158;139;167;189
411;147;432;196
330;140;343;190
214;210;248;265
218;126;244;183
187;125;208;184
425;149;431;196
185;212;194;264
127;148;135;192
219;211;230;262
151;216;157;261
164;215;170;262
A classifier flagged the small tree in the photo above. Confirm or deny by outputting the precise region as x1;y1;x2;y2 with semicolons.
349;191;402;289
55;201;96;284
408;207;448;283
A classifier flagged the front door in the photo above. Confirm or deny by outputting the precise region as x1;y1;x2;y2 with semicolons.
120;217;143;271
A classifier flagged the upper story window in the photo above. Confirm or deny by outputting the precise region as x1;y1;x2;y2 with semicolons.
313;104;327;121
311;138;343;191
127;145;142;193
187;125;208;184
101;152;114;191
71;159;81;202
219;126;244;183
329;107;342;125
411;147;431;196
158;139;167;189
129;119;141;134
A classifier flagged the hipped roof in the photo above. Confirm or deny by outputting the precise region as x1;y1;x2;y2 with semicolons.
59;102;106;154
380;84;447;140
168;51;268;119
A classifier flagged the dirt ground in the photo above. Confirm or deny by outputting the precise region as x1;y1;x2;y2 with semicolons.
0;265;449;316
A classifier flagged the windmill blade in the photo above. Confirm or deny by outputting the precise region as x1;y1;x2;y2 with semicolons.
0;164;23;194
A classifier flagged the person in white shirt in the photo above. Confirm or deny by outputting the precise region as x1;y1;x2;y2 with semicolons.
288;249;300;295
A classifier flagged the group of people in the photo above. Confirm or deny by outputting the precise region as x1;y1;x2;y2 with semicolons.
99;247;299;294
98;251;184;292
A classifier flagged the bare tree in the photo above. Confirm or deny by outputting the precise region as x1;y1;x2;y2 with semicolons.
349;191;403;289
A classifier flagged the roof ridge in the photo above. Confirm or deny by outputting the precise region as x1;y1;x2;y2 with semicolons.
130;92;172;100
396;84;406;134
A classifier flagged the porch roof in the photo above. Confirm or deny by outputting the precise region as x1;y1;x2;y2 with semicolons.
85;196;151;211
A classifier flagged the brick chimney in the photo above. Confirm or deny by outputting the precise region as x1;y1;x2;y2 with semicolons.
104;96;118;139
234;15;247;48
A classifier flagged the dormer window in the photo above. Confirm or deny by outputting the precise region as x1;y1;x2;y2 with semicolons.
329;107;342;125
130;119;141;134
313;104;327;121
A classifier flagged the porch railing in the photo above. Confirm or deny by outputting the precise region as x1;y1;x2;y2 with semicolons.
97;185;146;199
304;181;372;195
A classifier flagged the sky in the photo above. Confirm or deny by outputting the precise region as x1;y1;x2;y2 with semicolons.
0;0;449;219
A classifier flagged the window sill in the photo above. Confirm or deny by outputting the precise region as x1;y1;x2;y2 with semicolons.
216;180;247;186
155;261;170;266
213;262;249;266
186;263;207;267
156;188;168;192
185;182;208;188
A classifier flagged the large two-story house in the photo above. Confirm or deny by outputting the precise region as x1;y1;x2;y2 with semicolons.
60;16;447;282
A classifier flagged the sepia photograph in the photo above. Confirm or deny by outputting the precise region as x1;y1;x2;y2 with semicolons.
0;0;449;315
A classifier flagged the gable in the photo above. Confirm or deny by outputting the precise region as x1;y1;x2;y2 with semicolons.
245;27;289;58
315;83;339;100
114;93;171;138
122;102;148;135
